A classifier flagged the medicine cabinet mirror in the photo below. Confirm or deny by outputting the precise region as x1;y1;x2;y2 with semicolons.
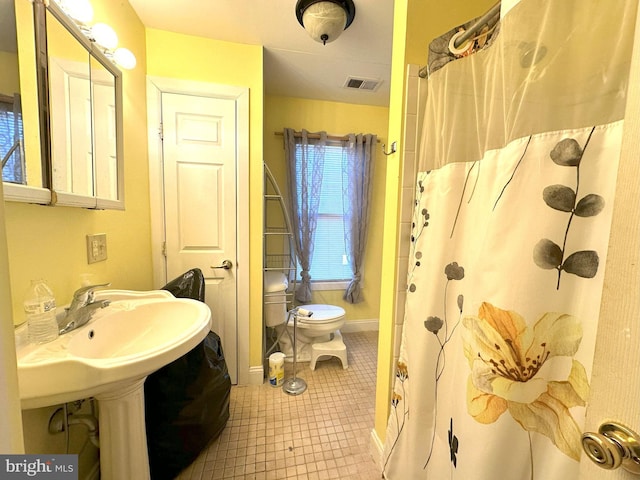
42;0;124;209
1;0;50;203
1;0;124;209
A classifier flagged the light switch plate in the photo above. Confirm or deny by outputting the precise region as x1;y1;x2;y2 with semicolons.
86;233;107;263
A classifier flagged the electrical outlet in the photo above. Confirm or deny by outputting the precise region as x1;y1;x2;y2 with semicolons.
86;233;107;263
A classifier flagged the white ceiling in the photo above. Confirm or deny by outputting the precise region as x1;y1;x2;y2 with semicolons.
128;0;394;107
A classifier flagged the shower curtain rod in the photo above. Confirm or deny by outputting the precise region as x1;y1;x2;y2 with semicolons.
274;131;380;143
418;1;501;78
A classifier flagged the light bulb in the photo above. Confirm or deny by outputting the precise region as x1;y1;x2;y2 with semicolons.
113;48;136;70
60;0;94;24
91;23;118;50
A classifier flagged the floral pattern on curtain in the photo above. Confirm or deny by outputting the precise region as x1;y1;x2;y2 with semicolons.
382;123;624;479
382;0;637;476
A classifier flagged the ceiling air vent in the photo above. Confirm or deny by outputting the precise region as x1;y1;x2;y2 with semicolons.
344;76;381;92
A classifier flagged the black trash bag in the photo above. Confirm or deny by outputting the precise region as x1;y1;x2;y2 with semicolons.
144;269;231;480
161;268;206;302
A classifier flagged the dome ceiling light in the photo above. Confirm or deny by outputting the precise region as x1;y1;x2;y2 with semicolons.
295;0;356;45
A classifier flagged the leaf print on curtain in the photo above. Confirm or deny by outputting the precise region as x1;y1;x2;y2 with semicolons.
382;121;623;480
533;127;605;289
423;262;464;469
462;302;589;477
382;0;636;476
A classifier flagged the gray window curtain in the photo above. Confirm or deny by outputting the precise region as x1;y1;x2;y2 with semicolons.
342;133;376;303
284;128;327;303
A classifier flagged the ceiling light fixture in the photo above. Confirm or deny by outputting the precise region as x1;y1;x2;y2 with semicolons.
295;0;356;45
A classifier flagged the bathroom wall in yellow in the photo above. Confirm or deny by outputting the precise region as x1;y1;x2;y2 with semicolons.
5;0;152;326
14;0;41;186
0;52;19;93
145;28;265;369
375;0;409;445
5;0;151;471
6;0;151;320
264;95;389;324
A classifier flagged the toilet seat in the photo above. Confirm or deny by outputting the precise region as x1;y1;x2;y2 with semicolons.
296;304;345;325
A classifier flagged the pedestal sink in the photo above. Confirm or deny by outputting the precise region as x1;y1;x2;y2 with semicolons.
15;290;212;480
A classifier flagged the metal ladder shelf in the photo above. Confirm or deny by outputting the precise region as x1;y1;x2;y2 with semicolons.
263;163;297;364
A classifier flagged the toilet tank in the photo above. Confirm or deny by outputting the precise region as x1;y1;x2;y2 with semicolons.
264;271;288;327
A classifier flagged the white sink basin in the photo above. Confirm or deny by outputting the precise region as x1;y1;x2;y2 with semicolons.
15;289;212;479
16;290;211;409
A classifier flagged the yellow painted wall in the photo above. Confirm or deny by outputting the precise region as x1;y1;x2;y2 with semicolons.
375;0;408;445
0;180;24;453
14;0;41;186
374;0;499;443
264;95;389;323
6;0;151;326
145;29;265;368
5;0;150;472
0;51;19;94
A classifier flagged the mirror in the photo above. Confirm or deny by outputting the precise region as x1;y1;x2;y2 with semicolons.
37;0;124;209
47;8;93;199
90;54;120;202
1;0;49;203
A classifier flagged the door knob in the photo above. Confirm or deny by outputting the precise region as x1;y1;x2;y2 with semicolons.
211;259;233;270
582;422;640;474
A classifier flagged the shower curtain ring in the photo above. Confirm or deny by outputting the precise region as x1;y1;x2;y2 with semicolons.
382;141;397;156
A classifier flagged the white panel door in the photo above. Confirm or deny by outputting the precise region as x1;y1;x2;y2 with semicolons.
161;92;238;383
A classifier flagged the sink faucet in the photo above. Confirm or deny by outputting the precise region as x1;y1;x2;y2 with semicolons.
59;283;111;335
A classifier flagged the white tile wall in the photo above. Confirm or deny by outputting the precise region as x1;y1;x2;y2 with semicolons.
392;64;424;363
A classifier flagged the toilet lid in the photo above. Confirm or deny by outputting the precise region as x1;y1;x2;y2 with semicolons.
297;304;345;324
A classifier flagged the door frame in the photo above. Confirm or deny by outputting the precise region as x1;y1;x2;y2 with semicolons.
146;76;250;385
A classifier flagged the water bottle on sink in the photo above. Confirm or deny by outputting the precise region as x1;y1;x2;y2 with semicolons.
24;279;59;344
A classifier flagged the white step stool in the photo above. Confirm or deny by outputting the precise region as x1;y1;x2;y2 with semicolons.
309;330;348;371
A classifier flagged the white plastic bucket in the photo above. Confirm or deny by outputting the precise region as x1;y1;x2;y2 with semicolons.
268;352;286;387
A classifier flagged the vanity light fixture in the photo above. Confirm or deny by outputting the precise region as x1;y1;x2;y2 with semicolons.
57;0;94;24
113;48;136;70
295;0;356;45
51;0;137;70
90;23;118;50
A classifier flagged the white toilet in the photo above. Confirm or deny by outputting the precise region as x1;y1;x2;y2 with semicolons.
264;272;347;367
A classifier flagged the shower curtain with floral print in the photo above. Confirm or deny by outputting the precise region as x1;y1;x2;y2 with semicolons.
382;0;639;479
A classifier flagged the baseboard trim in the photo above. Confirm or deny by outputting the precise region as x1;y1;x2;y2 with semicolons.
248;365;265;386
370;428;385;474
342;318;379;333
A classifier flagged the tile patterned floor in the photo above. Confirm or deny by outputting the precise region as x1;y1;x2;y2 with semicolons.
176;331;382;480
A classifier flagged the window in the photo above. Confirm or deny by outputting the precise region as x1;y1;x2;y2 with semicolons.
0;94;25;184
286;128;375;303
294;142;352;282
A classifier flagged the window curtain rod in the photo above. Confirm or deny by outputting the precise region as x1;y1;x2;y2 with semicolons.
275;131;380;143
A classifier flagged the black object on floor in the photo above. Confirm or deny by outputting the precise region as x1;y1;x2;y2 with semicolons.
145;268;231;480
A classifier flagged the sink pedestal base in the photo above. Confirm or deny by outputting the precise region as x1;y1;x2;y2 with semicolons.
95;378;149;480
